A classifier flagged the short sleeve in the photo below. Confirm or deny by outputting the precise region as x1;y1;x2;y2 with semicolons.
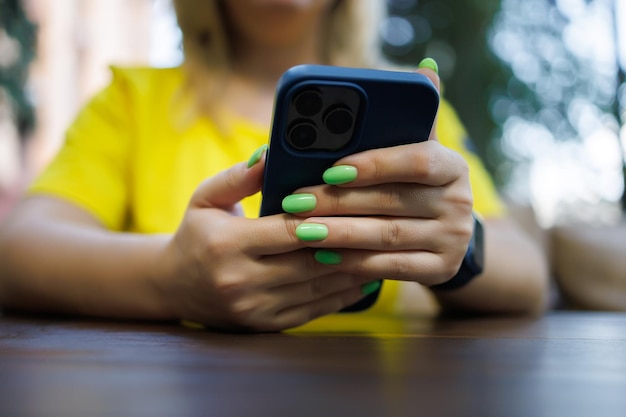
29;67;133;230
436;100;505;218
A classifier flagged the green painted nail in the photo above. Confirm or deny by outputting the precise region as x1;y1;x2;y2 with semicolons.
296;223;328;241
361;280;381;296
418;57;439;75
247;144;268;168
314;249;342;265
323;165;358;185
282;193;316;213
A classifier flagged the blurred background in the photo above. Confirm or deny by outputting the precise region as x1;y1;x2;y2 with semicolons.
1;0;625;229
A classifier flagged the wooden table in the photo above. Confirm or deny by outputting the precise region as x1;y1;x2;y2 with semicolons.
1;311;625;417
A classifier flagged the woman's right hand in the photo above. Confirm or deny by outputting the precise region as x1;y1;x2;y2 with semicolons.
157;152;371;332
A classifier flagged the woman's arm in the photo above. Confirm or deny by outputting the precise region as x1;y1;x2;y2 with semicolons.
432;217;550;315
0;159;373;331
0;196;173;319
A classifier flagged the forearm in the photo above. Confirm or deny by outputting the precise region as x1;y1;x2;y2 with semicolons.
0;198;174;320
433;217;550;315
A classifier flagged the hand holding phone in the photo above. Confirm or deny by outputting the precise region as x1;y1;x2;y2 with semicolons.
260;65;440;311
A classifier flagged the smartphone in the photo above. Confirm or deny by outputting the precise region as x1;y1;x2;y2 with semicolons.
260;64;440;312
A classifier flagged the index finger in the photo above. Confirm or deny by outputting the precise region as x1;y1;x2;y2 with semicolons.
322;141;468;188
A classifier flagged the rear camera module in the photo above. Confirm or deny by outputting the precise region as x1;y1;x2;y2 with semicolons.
288;121;317;149
285;83;361;151
293;89;323;117
324;107;354;135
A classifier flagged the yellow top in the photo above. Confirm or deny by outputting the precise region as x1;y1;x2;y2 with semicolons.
30;67;504;316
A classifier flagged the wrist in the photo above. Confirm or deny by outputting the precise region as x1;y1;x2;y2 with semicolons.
148;234;181;320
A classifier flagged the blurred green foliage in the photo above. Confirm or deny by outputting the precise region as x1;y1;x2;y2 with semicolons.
383;0;512;186
0;0;37;136
383;0;625;208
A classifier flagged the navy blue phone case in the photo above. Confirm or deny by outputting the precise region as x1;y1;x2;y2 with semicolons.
260;65;440;312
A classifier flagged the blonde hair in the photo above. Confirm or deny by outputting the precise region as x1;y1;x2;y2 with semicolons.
172;0;385;121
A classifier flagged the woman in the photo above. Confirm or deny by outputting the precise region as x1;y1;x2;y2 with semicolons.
0;0;549;331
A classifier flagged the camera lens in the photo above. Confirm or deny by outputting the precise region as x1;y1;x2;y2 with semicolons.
293;90;323;117
288;121;317;149
324;107;354;135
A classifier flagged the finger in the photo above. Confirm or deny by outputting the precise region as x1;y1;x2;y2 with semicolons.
415;57;441;141
302;182;447;218
235;214;309;256
317;249;464;286
307;141;469;188
268;272;369;308
190;148;266;210
295;216;473;252
252;248;337;285
270;287;370;331
298;59;442;191
213;272;372;332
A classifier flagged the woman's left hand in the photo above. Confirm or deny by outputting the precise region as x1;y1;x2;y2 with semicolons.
284;138;474;287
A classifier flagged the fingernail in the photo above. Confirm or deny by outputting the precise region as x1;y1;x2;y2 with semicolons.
296;223;328;241
282;193;316;213
247;144;268;168
323;165;357;185
361;280;381;296
314;249;342;265
418;57;439;75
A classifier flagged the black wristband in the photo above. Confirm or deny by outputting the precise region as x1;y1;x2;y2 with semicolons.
430;214;484;291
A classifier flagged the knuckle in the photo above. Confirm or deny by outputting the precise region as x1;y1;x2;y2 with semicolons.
325;187;343;213
334;222;354;244
227;296;266;329
203;236;226;259
229;299;256;324
461;219;474;241
222;166;241;191
381;220;403;249
449;191;474;217
282;216;301;241
213;274;247;300
352;256;368;276
378;184;402;209
309;276;326;298
371;155;385;180
412;147;434;179
203;223;233;258
388;253;414;280
451;214;474;244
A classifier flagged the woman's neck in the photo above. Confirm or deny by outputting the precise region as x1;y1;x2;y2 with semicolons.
223;34;325;127
231;33;324;88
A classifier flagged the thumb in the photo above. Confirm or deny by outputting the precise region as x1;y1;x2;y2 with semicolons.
190;144;267;210
415;57;440;141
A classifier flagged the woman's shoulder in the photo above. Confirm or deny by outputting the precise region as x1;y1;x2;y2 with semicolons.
84;66;188;119
71;66;189;139
105;66;185;98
